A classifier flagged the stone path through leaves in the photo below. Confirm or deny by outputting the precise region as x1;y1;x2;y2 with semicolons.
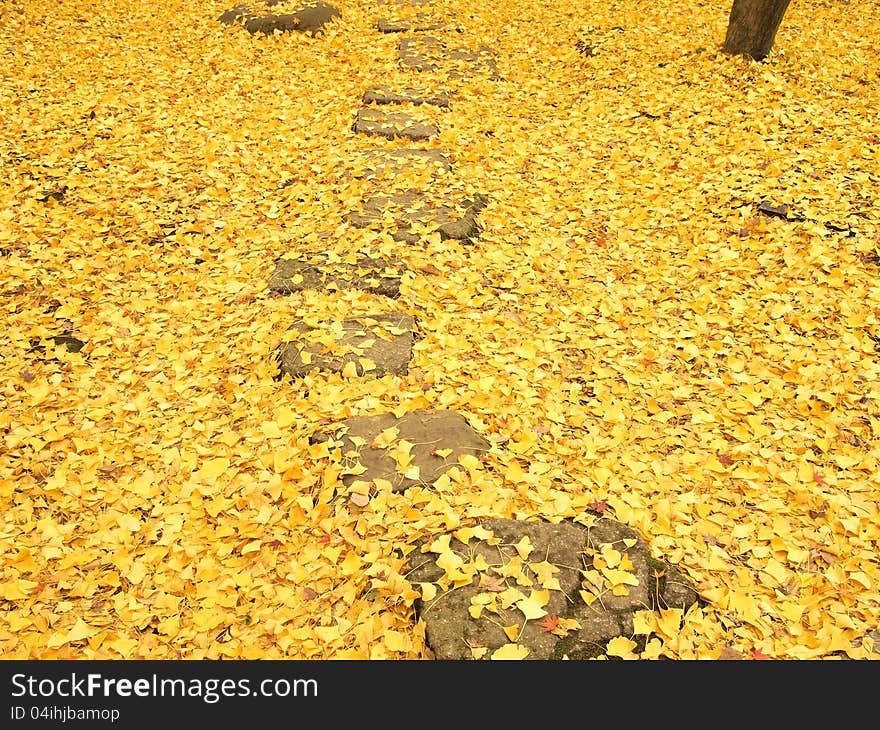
243;0;700;660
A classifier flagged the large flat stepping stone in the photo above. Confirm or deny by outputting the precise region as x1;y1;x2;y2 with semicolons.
353;107;439;141
363;85;449;108
380;0;433;5
276;313;414;378
311;410;490;493
351;149;452;181
378;15;449;33
268;252;404;297
398;36;500;79
346;190;487;244
406;517;701;660
219;1;340;35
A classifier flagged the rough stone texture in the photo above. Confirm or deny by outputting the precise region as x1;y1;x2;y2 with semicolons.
398;36;500;79
406;517;702;660
219;1;340;35
351;149;452;181
869;630;880;655
28;334;86;357
218;4;251;24
268;252;404;297
353;107;439;141
346;190;487;244
310;410;490;492
757;200;806;221
378;15;448;33
276;313;415;378
363;85;450;108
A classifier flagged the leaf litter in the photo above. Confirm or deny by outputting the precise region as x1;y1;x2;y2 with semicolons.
1;0;879;659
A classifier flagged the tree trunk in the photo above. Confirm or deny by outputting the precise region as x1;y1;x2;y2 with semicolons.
722;0;792;61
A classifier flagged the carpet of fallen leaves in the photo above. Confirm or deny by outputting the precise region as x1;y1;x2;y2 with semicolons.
2;0;879;659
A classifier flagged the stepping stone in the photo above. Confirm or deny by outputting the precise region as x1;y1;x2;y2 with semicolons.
268;252;404;297
311;410;490;493
756;200;805;222
352;107;439;141
378;0;434;6
398;36;500;79
346;190;487;244
219;1;340;35
351;149;452;181
363;85;449;108
276;313;415;378
406;517;701;660
378;15;448;33
27;333;86;357
218;4;251;24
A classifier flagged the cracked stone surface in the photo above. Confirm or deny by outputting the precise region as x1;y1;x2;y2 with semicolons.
219;1;340;34
406;517;702;660
268;252;404;297
346;190;487;244
350;148;452;181
353;107;439;141
362;85;450;108
398;36;500;79
276;313;415;378
310;410;491;493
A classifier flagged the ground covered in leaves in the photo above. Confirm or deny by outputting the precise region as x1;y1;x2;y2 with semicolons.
1;0;879;659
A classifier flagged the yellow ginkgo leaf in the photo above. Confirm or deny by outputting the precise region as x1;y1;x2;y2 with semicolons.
491;643;529;660
606;636;638;659
502;624;520;641
516;595;548;620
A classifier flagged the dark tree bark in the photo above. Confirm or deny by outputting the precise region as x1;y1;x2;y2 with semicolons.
722;0;792;61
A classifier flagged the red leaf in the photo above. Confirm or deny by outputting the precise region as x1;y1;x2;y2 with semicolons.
717;452;734;465
537;615;560;634
813;472;826;485
589;500;608;514
751;648;771;660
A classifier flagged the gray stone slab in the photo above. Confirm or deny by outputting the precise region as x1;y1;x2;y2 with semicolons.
378;15;448;32
311;409;490;492
398;36;500;79
406;517;701;660
220;1;340;34
363;85;450;108
352;107;439;141
218;4;251;24
346;190;487;244
276;313;415;378
268;252;404;297
352;149;452;181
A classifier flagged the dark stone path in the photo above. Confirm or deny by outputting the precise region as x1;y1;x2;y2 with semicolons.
219;1;340;35
242;1;708;660
268;252;404;297
311;409;491;493
276;313;415;378
407;517;700;659
352;107;439;141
